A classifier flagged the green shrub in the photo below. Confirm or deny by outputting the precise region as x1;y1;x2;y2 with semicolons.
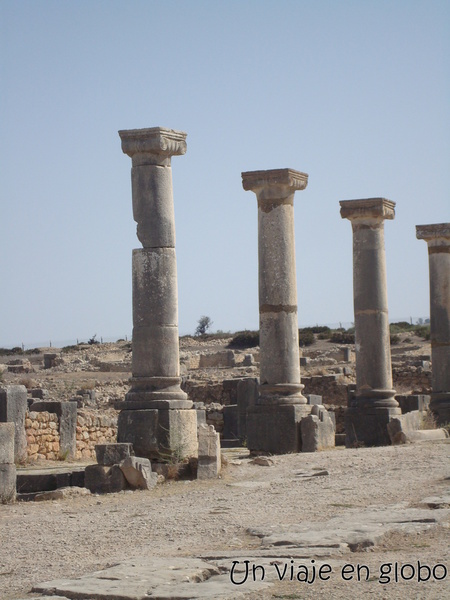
414;325;430;340
330;332;355;344
227;330;259;349
298;329;315;347
390;334;401;345
300;325;331;334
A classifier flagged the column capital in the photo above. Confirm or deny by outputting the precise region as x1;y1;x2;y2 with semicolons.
340;198;395;223
118;127;187;166
242;169;308;202
416;223;450;246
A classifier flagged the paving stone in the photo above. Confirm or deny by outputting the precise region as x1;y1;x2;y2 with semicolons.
248;504;450;554
33;556;269;599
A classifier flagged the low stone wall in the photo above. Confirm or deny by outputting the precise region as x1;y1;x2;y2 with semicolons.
25;411;60;461
302;374;350;406
76;412;118;460
393;366;431;392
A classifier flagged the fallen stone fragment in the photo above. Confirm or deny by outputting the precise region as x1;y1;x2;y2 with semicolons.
295;469;329;478
95;442;134;466
119;456;157;490
419;494;450;509
251;456;274;466
387;410;449;444
34;486;91;501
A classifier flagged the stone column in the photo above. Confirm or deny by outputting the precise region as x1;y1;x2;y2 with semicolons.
116;127;197;461
241;169;311;453
340;198;400;446
416;223;450;425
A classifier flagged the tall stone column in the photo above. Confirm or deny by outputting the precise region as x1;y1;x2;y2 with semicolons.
241;169;311;454
416;223;450;425
116;127;197;461
340;198;400;446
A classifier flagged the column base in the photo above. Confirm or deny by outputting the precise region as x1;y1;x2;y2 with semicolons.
246;403;311;454
116;377;192;410
117;409;198;461
430;392;450;426
345;405;401;447
258;383;307;406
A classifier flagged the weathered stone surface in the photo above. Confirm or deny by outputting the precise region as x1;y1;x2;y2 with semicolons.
199;350;236;368
119;456;157;489
0;422;15;464
95;442;134;466
249;504;450;554
387;411;449;444
0;463;16;503
43;353;58;369
222;404;238;440
34;556;269;599
197;424;221;479
84;464;129;494
0;385;28;462
301;405;335;452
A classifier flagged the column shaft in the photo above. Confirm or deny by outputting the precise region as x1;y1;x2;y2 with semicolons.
340;198;400;447
416;223;450;424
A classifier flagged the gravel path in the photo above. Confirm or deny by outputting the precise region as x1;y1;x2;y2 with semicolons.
1;440;449;600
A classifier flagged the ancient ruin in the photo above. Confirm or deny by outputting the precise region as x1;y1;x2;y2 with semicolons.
416;222;450;425
116;127;197;461
241;169;311;453
340;198;401;446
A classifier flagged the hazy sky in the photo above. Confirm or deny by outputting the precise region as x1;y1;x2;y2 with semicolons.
1;0;449;347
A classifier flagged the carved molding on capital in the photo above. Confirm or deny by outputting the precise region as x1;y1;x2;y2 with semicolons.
340;198;396;222
119;127;187;164
416;223;450;244
242;168;308;201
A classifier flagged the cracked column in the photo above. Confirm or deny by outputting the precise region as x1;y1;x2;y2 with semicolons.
340;198;400;446
416;223;450;425
242;169;311;454
116;127;197;461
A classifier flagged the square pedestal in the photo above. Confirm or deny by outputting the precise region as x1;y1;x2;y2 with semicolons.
246;404;311;454
345;406;401;447
117;409;198;461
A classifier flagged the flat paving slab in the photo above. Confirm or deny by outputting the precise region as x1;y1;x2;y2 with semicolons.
33;556;270;599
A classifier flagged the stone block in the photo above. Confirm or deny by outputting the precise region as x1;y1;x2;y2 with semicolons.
242;354;255;366
59;402;77;459
0;385;28;462
196;409;206;427
300;357;310;366
237;377;258;443
247;404;311;454
198;350;236;369
306;394;323;406
197;424;221;479
301;407;335;452
0;422;15;464
30;388;49;399
345;406;401;447
119;456;157;490
118;408;197;461
84;464;129;494
222;404;238;440
95;443;134;466
396;394;430;414
43;353;58;369
0;463;16;503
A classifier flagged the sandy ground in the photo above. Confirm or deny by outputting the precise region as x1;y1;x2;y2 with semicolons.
1;440;449;600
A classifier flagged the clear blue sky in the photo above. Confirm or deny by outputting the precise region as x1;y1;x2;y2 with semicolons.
1;0;449;347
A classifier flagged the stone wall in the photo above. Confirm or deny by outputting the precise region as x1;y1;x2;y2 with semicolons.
302;374;350;406
76;412;118;460
25;411;60;460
